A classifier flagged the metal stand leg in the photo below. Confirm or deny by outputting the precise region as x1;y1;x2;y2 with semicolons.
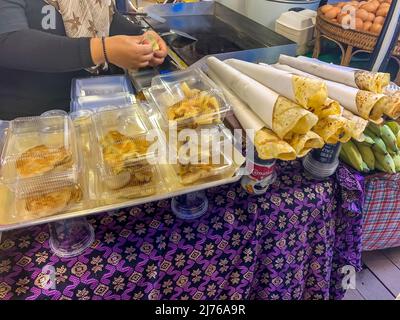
49;217;94;258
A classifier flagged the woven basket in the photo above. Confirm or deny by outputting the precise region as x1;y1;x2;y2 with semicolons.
316;8;400;56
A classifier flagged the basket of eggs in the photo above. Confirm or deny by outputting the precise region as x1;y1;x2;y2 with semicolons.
318;0;399;54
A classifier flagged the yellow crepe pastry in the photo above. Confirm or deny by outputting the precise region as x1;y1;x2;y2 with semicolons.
254;128;296;161
292;75;328;110
16;145;72;178
311;98;342;119
354;70;391;94
356;91;388;123
286;131;324;158
384;92;400;120
342;109;368;142
313;116;352;144
273;96;319;140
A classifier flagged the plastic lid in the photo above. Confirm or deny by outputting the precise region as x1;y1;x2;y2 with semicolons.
0;113;80;196
145;68;230;129
302;154;339;180
71;75;134;100
70;93;136;113
172;124;235;185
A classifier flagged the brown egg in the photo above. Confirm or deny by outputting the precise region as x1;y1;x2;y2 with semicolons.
325;7;341;19
356;17;364;30
359;1;367;5
370;23;383;34
378;0;386;2
336;2;347;8
371;0;381;9
376;6;389;16
356;8;369;20
321;4;333;14
386;0;392;4
379;2;390;7
374;16;385;24
366;12;376;21
350;1;360;7
363;21;373;31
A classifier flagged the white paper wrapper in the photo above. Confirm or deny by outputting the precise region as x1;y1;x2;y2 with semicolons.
225;59;297;103
279;55;358;88
272;63;360;116
207;69;264;132
207;56;277;129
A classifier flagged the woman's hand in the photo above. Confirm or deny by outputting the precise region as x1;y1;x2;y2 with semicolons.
143;30;168;67
91;35;154;70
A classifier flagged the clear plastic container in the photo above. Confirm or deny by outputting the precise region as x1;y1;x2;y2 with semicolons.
0;113;80;197
70;93;136;113
144;68;230;129
172;124;236;186
71;75;134;99
92;106;163;200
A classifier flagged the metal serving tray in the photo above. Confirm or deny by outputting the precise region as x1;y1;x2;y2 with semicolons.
0;105;245;232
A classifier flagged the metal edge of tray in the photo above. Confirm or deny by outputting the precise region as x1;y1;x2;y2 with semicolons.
0;172;243;232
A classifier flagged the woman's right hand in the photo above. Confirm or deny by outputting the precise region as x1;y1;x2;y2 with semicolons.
91;35;154;70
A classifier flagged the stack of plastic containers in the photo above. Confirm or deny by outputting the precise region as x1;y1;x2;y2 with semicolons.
70;75;136;112
144;68;232;219
0;113;83;220
91;106;164;203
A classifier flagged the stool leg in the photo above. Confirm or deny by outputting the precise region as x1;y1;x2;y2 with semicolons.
341;45;353;66
313;29;321;59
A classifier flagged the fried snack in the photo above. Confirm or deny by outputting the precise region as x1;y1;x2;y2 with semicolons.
286;131;324;158
355;70;391;94
313;116;352;144
117;167;155;199
356;91;388;123
311;98;342;119
254;128;296;161
16;145;72;178
19;184;82;219
292;75;328;110
101;130;150;175
167;85;221;126
273;96;319;139
384;92;400;120
342;109;368;142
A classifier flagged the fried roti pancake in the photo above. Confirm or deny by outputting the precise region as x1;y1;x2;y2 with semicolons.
167;83;221;126
101;130;150;174
20;184;82;219
16;145;71;177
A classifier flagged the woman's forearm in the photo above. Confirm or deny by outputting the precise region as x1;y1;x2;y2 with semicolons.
0;29;94;73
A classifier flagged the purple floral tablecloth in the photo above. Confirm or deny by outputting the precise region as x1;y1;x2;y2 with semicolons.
0;161;364;300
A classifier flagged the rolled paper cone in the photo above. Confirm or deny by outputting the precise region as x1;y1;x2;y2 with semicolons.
278;55;390;94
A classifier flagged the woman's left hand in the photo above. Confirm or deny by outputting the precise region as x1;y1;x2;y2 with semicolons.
143;31;168;67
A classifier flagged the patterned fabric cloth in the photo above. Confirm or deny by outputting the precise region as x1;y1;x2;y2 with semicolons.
0;161;364;300
45;0;115;38
362;173;400;251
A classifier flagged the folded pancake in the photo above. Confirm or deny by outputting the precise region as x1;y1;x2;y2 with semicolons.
384;93;400;119
18;184;82;219
254;128;296;161
286;131;324;158
225;59;328;110
16;145;72;178
356;90;388;123
273;96;319;139
313;115;352;144
311;98;342;119
355;70;391;94
342;109;369;142
292;75;328;110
